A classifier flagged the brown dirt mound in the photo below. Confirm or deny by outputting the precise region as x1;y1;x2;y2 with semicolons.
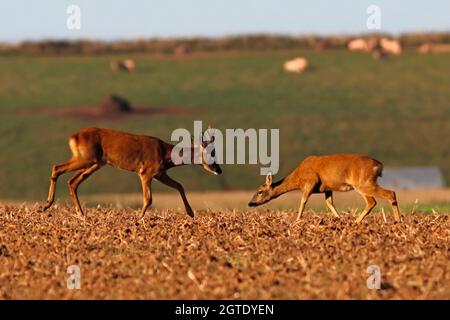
19;94;200;120
0;205;448;299
97;95;134;114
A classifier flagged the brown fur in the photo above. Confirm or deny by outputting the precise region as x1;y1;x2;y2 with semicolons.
249;154;401;223
42;127;222;219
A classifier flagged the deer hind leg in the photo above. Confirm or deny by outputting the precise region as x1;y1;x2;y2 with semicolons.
361;185;401;222
68;163;102;215
42;159;94;211
355;193;377;223
325;191;340;218
138;174;153;221
156;173;194;218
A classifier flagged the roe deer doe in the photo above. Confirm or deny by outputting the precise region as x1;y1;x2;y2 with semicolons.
42;127;222;219
248;154;401;223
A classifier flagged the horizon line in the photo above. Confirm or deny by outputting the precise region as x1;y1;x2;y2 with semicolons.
2;29;450;45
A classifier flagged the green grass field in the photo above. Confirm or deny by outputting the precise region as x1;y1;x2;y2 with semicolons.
1;49;449;199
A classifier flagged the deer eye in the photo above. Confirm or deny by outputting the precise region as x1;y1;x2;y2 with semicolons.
257;191;263;195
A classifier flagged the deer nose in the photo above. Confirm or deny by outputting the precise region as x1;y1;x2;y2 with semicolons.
216;168;222;174
248;202;256;207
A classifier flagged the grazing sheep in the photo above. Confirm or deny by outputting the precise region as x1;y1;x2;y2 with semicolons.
380;38;402;55
110;59;136;72
283;57;309;73
347;38;371;52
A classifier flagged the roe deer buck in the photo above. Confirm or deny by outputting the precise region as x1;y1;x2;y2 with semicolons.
248;154;401;223
42;127;222;219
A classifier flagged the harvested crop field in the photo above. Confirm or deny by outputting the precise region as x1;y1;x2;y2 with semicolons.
0;205;449;299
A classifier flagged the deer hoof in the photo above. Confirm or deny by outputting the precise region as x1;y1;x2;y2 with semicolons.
136;213;146;222
186;209;195;218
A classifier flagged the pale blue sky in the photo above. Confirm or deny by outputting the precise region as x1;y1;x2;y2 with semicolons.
1;0;449;42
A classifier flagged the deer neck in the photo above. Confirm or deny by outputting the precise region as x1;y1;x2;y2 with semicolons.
163;143;198;168
271;173;299;198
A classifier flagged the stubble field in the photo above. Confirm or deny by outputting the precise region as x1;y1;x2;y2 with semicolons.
0;204;449;299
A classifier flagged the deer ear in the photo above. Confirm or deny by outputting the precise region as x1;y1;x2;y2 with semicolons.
204;127;215;143
265;172;273;185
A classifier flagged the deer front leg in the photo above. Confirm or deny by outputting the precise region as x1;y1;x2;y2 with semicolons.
138;174;153;221
156;173;194;218
296;188;313;221
325;191;341;218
